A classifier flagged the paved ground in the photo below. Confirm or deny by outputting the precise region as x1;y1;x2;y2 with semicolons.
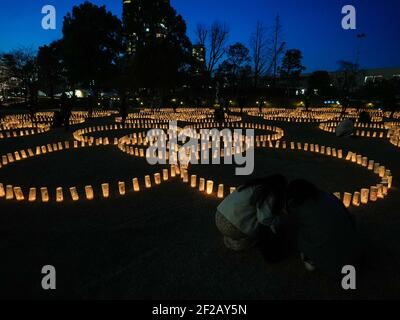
0;113;399;299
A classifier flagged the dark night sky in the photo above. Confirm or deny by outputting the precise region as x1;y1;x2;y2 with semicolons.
0;0;399;72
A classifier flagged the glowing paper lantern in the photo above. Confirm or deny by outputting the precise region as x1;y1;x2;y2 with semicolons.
13;187;24;201
343;192;352;208
381;179;388;196
377;184;384;199
0;183;5;198
163;169;169;181
154;173;161;185
170;165;176;177
368;160;374;170
361;188;369;204
56;187;64;202
28;188;37;202
388;176;393;189
119;181;126;195
230;187;236;194
102;183;110;198
352;192;361;206
369;186;378;202
85;186;94;200
133;178;140;192
217;184;224;198
182;170;189;183
191;175;197;188
378;166;386;178
41;187;49;202
69;187;79;201
5;185;14;200
145;175;151;188
206;180;214;195
199;178;205;192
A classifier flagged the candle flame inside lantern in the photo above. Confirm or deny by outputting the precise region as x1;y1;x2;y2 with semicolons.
154;173;161;185
145;175;151;188
102;183;110;198
352;192;361;206
387;176;393;189
206;180;214;195
6;185;14;200
370;186;378;202
170;165;176;177
41;187;49;203
199;178;205;192
217;184;224;198
343;192;352;208
191;175;197;188
163;169;169;181
69;187;79;201
0;183;5;198
14;187;24;201
29;187;37;202
133;178;140;192
182;170;189;183
117;181;125;195
85;186;94;200
56;187;64;202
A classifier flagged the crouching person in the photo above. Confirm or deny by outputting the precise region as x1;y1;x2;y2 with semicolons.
286;179;364;276
215;174;287;252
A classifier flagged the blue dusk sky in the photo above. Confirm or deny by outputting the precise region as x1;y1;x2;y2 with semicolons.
0;0;399;71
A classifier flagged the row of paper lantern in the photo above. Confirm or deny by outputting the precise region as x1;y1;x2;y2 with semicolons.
0;140;112;169
187;140;394;208
0;138;183;202
0;136;393;206
319;122;389;139
0;168;179;202
0;127;51;139
389;126;400;148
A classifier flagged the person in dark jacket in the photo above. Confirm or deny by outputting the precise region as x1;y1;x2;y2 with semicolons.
286;179;364;276
216;174;287;252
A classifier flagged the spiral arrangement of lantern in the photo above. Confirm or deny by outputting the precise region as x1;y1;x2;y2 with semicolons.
0;108;395;207
319;121;390;139
186;139;393;208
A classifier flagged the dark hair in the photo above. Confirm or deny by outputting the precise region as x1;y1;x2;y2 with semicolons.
238;174;287;215
287;179;319;207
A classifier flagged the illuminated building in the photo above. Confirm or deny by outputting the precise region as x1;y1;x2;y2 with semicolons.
123;0;171;55
192;44;206;74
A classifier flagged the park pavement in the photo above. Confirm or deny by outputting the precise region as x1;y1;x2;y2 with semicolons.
0;114;399;299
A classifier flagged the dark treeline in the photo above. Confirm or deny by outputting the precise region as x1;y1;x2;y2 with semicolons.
0;0;399;114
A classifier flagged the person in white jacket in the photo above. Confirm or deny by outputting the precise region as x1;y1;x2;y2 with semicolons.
216;174;287;251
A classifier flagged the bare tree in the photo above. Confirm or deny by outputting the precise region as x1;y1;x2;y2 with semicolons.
1;47;38;103
268;14;286;85
196;23;208;47
207;22;229;74
250;21;268;88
